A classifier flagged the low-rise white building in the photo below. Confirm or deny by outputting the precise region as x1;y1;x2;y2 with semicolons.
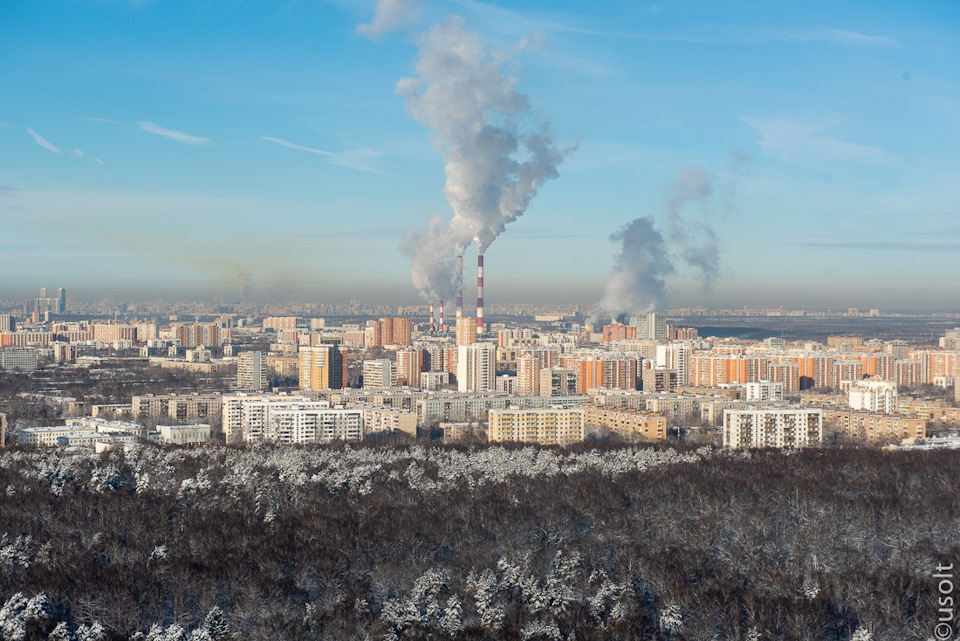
157;424;212;445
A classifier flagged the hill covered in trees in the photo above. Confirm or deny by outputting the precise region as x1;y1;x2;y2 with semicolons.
0;441;956;640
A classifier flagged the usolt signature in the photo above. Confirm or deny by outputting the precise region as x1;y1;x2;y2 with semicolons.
935;562;956;640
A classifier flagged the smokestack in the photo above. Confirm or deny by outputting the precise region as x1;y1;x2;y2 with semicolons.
456;254;463;320
477;253;484;335
438;300;445;331
429;302;435;331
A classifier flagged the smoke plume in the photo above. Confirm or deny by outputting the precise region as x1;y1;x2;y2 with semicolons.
593;153;749;321
237;272;254;300
400;215;457;302
593;217;672;325
397;16;566;253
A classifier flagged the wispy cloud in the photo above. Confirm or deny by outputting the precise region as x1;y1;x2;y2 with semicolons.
72;149;84;157
26;128;62;153
262;136;383;174
0;121;14;128
262;136;333;156
80;116;120;124
138;121;210;145
744;117;895;165
620;25;899;47
96;158;105;165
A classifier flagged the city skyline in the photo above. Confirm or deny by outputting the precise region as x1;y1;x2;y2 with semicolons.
2;1;959;310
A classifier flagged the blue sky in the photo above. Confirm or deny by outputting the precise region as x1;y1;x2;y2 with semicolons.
1;0;958;310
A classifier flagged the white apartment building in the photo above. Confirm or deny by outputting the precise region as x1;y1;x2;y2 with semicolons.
845;379;898;414
261;404;362;443
362;359;396;389
743;380;784;402
723;408;823;449
457;342;496;393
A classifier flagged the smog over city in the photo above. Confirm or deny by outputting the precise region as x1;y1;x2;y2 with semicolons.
1;1;958;640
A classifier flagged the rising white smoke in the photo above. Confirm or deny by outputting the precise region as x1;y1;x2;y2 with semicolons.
592;217;673;325
593;154;749;321
397;16;566;254
400;215;457;302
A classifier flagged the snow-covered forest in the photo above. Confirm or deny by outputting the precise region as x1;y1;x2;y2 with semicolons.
0;441;956;640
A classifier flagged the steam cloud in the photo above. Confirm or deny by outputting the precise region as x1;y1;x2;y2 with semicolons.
593;153;749;323
400;215;457;302
592;217;672;325
397;16;567;301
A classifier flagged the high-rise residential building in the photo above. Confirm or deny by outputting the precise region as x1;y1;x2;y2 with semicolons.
894;359;922;388
723;408;823;449
0;315;15;333
366;318;412;348
457;342;496;392
57;288;66;313
602;324;637;343
488;407;585;446
641;367;677;393
299;344;345;391
395;348;424;387
457;316;477;346
574;355;639;394
362;359;396;389
539;368;578;397
0;413;7;448
630;312;667;344
656;343;693;386
238;352;269;391
516;355;540;396
887;340;911;359
173;323;222;348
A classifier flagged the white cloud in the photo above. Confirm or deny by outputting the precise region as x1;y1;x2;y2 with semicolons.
26;128;61;153
138;121;210;145
0;121;14;128
262;136;383;174
743;117;896;165
96;158;105;165
356;0;422;38
72;149;84;157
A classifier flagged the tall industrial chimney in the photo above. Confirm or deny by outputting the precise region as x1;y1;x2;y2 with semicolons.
438;300;445;332
477;253;484;335
429;302;435;331
456;254;463;320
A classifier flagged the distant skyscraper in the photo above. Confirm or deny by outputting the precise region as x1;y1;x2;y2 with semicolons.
0;315;14;333
57;288;66;313
237;352;268;391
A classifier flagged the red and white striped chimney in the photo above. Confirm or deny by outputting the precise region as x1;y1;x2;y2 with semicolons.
456;254;463;320
429;302;435;331
477;253;484;334
438;300;445;331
